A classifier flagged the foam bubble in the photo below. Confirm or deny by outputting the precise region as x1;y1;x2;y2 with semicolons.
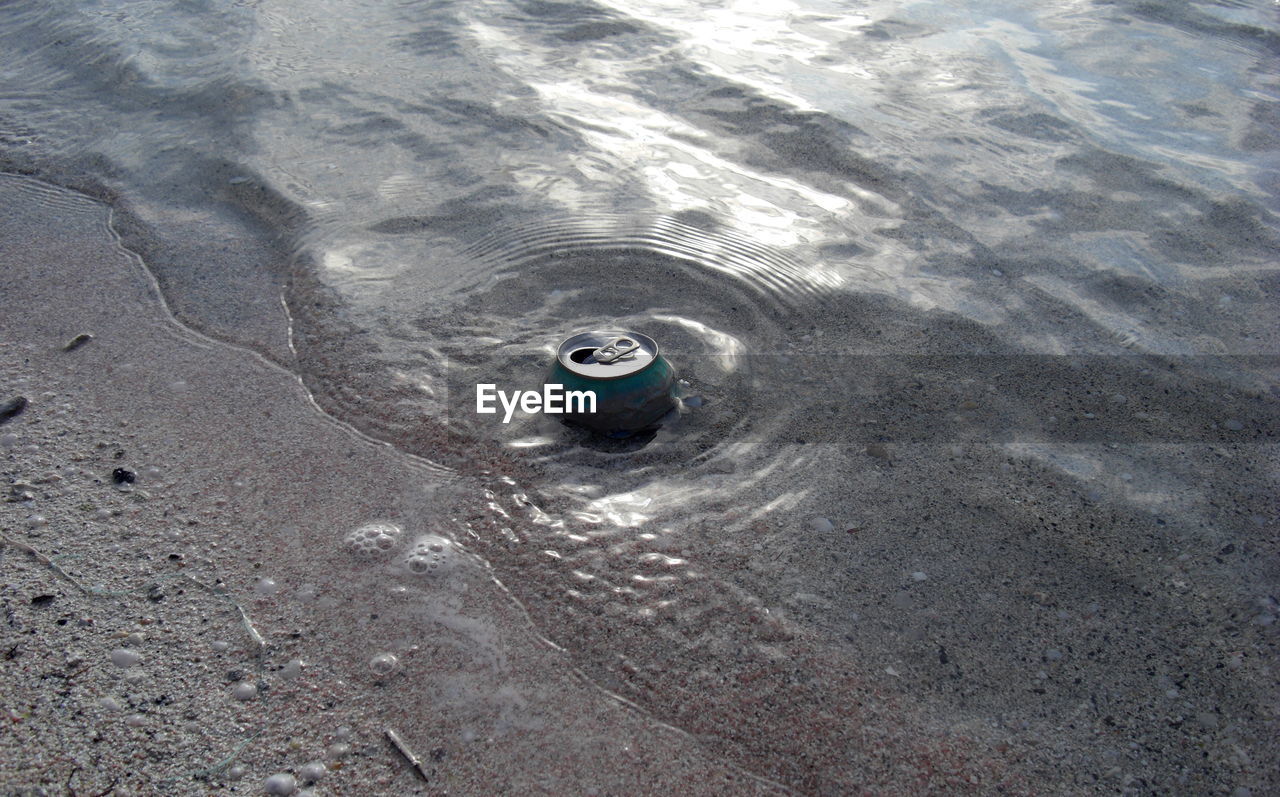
369;652;400;676
110;648;141;668
343;522;403;556
298;761;327;782
402;534;458;576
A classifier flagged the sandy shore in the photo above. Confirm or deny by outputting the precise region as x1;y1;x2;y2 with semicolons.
3;171;1278;796
0;174;782;795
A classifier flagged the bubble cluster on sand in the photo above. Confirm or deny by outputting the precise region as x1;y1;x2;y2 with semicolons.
402;533;457;576
343;521;403;556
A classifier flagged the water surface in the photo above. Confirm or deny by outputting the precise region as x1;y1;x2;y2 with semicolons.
2;0;1277;791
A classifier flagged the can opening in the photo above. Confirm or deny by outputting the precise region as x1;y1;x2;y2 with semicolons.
569;347;598;364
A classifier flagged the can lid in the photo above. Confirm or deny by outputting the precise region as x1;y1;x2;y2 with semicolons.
556;330;660;380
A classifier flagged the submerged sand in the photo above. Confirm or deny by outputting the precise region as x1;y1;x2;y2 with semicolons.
0;175;781;795
2;172;1277;796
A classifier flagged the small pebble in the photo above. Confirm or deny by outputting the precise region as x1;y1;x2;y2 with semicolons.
98;697;121;711
110;648;142;669
0;433;17;448
211;640;230;653
1223;418;1244;431
280;658;304;680
263;773;296;795
255;577;280;596
226;764;247;781
0;396;28;424
910;571;928;582
125;713;146;727
232;681;257;701
810;517;834;533
1045;648;1063;661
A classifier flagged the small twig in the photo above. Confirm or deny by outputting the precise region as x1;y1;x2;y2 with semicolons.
90;776;119;797
385;727;431;782
0;534;92;594
179;573;267;663
191;727;264;780
235;603;267;662
63;333;94;352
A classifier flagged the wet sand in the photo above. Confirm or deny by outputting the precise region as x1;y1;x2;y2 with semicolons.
2;172;1277;795
0;175;781;795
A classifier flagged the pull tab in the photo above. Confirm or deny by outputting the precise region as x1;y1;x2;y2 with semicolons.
591;336;640;364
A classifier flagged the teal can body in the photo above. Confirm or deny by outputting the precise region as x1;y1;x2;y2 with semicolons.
545;331;677;436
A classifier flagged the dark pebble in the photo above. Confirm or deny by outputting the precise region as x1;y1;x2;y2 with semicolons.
112;468;136;485
0;396;28;424
30;594;56;608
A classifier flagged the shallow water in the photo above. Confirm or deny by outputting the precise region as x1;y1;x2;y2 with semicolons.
2;0;1278;791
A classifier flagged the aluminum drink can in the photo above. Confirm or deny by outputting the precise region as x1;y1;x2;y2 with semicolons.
546;330;677;436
